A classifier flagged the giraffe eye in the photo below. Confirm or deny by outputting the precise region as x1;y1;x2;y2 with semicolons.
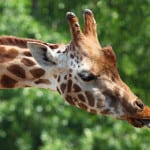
78;71;97;81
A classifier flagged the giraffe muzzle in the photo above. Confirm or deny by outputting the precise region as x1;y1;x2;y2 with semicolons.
126;105;150;128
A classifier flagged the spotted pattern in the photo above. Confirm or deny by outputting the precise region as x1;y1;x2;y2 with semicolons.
0;47;18;63
7;64;26;78
1;75;17;88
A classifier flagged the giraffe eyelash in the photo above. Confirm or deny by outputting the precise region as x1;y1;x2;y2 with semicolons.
78;71;97;81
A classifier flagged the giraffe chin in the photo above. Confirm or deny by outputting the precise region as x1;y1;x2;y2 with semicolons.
139;119;150;128
127;118;150;128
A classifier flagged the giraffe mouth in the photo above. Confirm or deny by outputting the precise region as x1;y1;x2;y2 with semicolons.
127;118;150;128
139;119;150;128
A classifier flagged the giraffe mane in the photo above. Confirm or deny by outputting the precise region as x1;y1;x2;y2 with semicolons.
0;36;61;49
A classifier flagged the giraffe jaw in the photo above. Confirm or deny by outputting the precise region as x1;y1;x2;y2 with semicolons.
126;118;150;128
139;119;150;128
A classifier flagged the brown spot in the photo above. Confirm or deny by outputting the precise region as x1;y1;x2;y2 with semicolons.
65;95;75;105
57;76;61;82
111;76;116;82
80;56;83;61
73;97;78;102
70;54;74;59
60;83;67;93
64;75;67;80
73;84;82;92
30;68;45;78
1;75;17;88
78;94;86;102
23;51;32;57
101;109;110;115
0;47;19;63
90;109;97;114
69;74;72;78
7;64;26;78
67;80;72;92
21;58;36;66
25;85;31;87
35;79;50;84
85;91;95;106
49;44;59;49
78;102;88;110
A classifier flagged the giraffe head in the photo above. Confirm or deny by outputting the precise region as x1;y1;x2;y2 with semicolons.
27;9;150;128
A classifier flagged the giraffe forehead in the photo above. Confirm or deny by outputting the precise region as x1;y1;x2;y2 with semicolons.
68;48;105;75
68;44;117;77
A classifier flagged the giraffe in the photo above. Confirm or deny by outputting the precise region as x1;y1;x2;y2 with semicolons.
0;9;150;128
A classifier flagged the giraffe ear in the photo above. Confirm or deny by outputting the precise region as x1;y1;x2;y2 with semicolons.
27;42;56;68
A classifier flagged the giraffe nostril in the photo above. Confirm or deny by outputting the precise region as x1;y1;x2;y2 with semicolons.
134;99;145;112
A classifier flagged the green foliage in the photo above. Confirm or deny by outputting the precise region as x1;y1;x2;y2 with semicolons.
0;0;150;150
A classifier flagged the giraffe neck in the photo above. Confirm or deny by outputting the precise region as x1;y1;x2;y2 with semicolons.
0;38;63;90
